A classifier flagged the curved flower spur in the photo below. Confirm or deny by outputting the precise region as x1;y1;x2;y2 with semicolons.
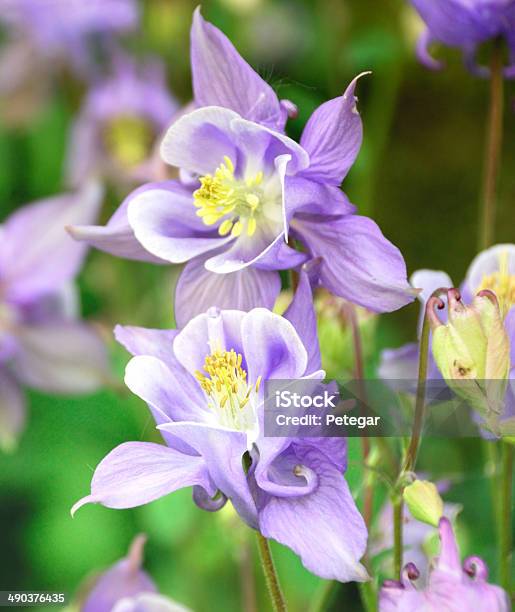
69;8;416;326
72;274;369;583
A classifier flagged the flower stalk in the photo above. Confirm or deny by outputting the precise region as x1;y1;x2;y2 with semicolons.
394;291;445;578
256;533;287;612
479;38;504;251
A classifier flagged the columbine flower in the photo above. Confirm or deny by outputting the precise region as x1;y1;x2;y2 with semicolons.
379;518;510;611
69;8;415;326
0;183;109;450
72;274;368;582
410;0;515;76
379;244;515;433
82;534;190;612
67;54;179;188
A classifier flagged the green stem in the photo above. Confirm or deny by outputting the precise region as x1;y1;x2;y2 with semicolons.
500;442;513;591
402;295;435;473
393;293;442;578
256;533;287;612
479;39;504;251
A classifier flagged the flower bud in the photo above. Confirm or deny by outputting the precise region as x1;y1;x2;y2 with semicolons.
403;480;443;527
430;289;510;429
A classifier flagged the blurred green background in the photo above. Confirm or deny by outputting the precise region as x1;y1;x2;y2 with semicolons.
0;0;513;610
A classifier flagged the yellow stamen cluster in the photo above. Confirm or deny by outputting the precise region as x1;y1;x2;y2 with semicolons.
103;114;155;167
476;250;515;317
193;156;263;238
195;349;261;409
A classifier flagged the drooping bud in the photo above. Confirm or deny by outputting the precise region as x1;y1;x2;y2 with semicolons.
430;289;510;432
403;479;444;527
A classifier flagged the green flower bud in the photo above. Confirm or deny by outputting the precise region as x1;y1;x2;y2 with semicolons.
430;289;510;429
403;480;443;527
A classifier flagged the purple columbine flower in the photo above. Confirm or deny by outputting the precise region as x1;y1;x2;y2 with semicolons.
72;273;369;583
410;0;515;77
66;54;179;188
379;518;510;611
69;8;415;327
82;534;190;612
379;244;515;429
0;183;109;450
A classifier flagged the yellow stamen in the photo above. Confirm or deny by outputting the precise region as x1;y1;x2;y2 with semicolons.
476;250;515;317
193;157;263;239
194;349;258;432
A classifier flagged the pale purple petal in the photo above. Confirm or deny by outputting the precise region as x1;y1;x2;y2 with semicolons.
68;184;171;264
410;269;453;304
504;308;515;366
113;593;191;612
259;444;368;582
410;0;489;47
124;355;209;425
12;321;109;394
174;256;280;328
160;106;309;178
283;269;321;374
378;343;419;381
410;268;452;334
114;325;178;366
83;535;157;612
241;309;308;381
158;422;258;528
463;243;515;299
300;74;367;185
128;181;231;264
0;182;103;302
190;8;286;131
173;308;246;375
0;369;26;451
72;441;213;514
285;175;356;218
294;214;416;312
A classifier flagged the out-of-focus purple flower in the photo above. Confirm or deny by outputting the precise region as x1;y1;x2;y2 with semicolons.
379;245;515;432
67;55;179;188
379;518;510;611
82;534;190;612
0;0;139;125
0;0;138;66
69;8;415;326
410;0;515;77
73;275;369;583
0;183;109;450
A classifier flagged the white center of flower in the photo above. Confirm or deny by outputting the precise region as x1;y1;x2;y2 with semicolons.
476;250;515;317
195;348;261;432
194;156;277;239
